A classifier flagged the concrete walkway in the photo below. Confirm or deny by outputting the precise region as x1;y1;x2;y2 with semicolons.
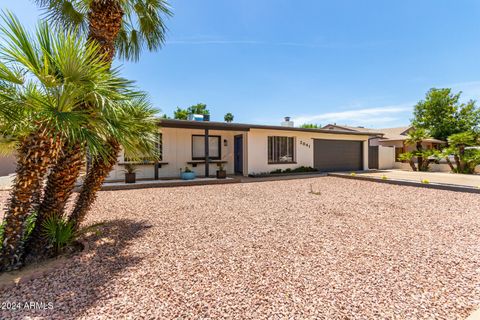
353;170;480;188
0;174;14;191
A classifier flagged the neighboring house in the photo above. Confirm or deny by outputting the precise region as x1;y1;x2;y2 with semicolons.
323;124;445;161
106;117;380;181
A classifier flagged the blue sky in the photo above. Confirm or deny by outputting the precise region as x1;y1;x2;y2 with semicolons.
4;0;480;128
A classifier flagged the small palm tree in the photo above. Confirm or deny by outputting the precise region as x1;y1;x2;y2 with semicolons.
397;152;417;171
35;0;172;232
446;132;479;173
403;128;431;171
224;112;234;123
0;13;140;270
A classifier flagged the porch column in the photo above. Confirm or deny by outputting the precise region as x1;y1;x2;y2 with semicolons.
204;129;210;177
154;160;159;180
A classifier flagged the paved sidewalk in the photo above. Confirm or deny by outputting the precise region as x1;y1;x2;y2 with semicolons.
346;170;480;188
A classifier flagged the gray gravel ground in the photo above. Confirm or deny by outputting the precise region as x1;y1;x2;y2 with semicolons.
0;177;479;319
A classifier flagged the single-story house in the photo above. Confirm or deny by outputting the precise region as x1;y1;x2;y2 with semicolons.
322;124;445;161
106;117;380;181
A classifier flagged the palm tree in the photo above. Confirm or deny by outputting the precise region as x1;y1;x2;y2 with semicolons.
0;13;138;270
34;0;171;231
404;128;431;171
446;132;479;173
224;112;234;123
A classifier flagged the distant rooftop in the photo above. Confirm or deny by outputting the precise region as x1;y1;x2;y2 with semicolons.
322;124;445;143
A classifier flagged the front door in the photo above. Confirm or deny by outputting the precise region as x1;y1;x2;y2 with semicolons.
234;135;243;175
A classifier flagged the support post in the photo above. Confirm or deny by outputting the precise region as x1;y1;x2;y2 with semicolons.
204;129;210;177
154;161;159;180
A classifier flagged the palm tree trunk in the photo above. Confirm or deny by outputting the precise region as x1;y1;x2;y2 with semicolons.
67;0;124;231
69;140;120;230
0;129;61;271
25;143;85;256
409;159;417;171
445;157;455;172
88;0;124;62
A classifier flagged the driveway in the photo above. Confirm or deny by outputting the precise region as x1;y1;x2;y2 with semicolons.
354;169;480;188
0;177;478;319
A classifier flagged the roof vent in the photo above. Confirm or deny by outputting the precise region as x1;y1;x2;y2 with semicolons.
281;116;294;127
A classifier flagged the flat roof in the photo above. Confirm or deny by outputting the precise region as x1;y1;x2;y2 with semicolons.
158;119;383;136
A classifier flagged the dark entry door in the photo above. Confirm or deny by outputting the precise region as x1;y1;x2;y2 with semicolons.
313;139;363;172
234;135;243;175
368;146;379;169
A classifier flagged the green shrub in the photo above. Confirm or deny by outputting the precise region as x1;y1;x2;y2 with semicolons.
42;216;76;252
381;175;388;180
23;211;37;240
421;179;430;184
0;220;5;244
270;166;318;174
42;215;103;253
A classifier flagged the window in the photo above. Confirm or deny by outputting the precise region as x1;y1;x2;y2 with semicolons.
192;135;221;160
268;136;295;163
124;133;162;162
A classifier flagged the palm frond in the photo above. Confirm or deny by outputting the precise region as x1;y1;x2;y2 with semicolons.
116;0;172;61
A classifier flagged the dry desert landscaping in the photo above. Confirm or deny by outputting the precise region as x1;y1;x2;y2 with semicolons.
0;176;479;319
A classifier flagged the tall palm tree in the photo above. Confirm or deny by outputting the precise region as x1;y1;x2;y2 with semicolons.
0;13;138;270
34;0;171;230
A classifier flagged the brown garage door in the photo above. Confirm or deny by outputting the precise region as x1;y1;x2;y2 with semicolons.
313;139;363;172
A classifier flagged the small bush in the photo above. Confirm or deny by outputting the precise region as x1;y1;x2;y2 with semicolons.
421;179;430;184
270;166;318;174
42;215;103;253
381;175;388;180
350;172;356;176
42;216;76;252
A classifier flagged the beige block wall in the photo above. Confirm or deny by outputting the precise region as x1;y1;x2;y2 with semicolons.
378;146;395;169
246;129;370;175
0;155;16;176
107;128;245;181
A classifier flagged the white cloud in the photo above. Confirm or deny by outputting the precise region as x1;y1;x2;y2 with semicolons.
292;104;413;128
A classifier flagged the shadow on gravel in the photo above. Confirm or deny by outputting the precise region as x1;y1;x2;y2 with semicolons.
0;219;152;320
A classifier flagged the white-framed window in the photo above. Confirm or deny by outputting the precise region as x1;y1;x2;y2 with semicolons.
268;136;295;163
192;135;221;160
124;133;162;162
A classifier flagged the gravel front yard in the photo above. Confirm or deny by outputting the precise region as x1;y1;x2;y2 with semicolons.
0;177;479;319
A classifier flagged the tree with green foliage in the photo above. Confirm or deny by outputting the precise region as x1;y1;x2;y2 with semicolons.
224;113;234;122
174;103;210;119
173;107;189;120
300;124;320;129
441;132;480;174
188;103;209;115
412;88;480;141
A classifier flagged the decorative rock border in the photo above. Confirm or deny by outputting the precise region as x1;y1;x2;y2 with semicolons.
0;240;89;290
329;172;480;194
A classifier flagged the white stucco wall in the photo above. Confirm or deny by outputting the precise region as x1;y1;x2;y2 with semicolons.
378;146;395;169
246;129;370;175
107;128;246;181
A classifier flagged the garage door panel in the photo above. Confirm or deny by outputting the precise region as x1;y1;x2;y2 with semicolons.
313;139;363;172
